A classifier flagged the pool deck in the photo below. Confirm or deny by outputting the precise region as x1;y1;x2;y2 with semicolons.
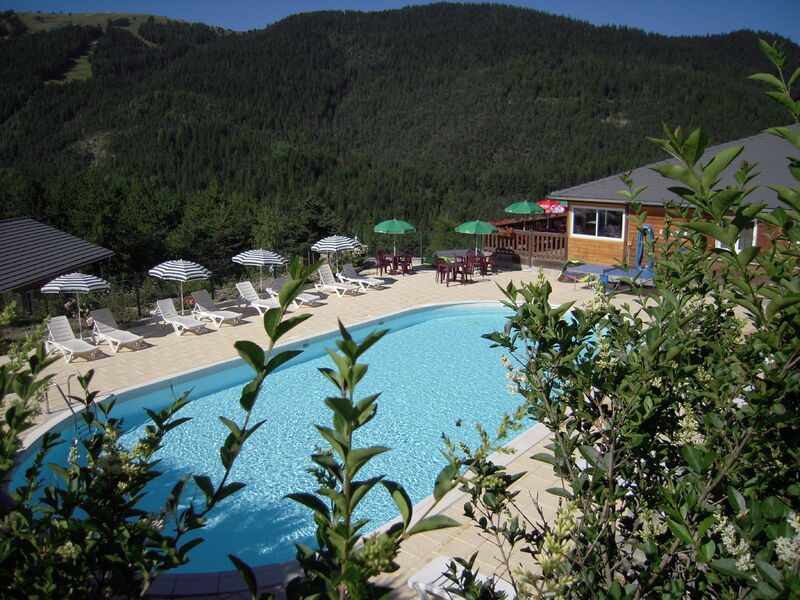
22;265;596;599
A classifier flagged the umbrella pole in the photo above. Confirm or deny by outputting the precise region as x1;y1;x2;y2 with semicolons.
76;293;83;339
180;281;184;314
393;235;397;255
259;265;263;293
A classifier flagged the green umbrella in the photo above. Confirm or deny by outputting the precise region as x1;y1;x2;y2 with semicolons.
374;219;416;254
504;201;544;231
455;220;499;252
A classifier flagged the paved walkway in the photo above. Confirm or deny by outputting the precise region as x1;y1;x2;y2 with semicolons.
22;265;595;598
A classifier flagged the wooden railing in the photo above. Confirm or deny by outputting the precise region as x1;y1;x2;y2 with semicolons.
483;230;566;266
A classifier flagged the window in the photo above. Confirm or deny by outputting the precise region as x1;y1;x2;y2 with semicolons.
572;207;625;240
715;222;758;252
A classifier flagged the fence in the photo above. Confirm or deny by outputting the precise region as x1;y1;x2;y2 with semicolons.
483;230;567;267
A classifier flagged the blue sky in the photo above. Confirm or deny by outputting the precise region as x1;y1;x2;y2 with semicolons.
7;0;799;41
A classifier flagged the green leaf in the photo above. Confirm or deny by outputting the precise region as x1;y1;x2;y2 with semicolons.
546;487;574;499
699;540;716;563
725;485;747;514
666;517;693;545
578;445;600;468
433;462;458;501
531;452;556;466
747;72;784;89
383;480;412;527
349;477;383;512
407;515;459;535
681;445;713;474
755;558;784;591
216;481;246;502
228;554;258;595
234;340;264;372
264;350;302;375
766;295;800;321
758;39;786;69
711;558;749;579
286;492;331;521
278;277;307;307
346;446;390;479
193;475;214;503
702;146;743;190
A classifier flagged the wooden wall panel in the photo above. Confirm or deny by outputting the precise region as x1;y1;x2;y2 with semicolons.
567;201;627;264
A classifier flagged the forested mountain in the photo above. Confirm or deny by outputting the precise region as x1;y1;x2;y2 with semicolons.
0;4;795;275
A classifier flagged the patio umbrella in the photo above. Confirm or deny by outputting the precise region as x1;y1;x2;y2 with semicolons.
232;249;287;292
536;199;567;230
373;219;416;254
504;201;544;230
311;235;361;271
455;220;499;253
536;199;567;214
148;259;211;314
42;272;110;338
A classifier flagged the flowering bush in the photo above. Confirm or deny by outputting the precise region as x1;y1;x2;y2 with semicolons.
450;40;800;599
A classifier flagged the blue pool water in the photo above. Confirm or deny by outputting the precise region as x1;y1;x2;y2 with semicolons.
14;303;518;572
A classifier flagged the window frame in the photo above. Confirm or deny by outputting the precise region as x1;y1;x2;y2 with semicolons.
570;206;626;241
714;221;759;252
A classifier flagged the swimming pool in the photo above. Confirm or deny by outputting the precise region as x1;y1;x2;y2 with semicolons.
14;303;518;573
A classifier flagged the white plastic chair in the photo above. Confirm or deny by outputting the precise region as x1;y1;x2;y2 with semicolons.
314;264;360;297
155;299;208;336
190;290;241;328
46;316;100;363
265;276;322;309
337;263;386;291
90;308;145;353
235;281;280;315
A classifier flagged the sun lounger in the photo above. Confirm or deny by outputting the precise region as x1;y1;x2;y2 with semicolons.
265;276;322;309
337;263;386;291
46;316;100;363
90;308;145;353
603;267;655;288
190;289;242;328
562;262;615;289
155;299;208;336
408;555;516;600
235;281;280;315
314;263;360;297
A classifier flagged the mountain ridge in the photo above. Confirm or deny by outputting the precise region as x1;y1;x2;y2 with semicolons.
0;3;796;273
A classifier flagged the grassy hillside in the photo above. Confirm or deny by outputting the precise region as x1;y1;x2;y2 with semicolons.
17;11;177;36
0;4;796;275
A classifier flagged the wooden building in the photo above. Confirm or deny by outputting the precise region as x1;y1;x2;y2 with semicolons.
0;217;115;313
546;126;798;266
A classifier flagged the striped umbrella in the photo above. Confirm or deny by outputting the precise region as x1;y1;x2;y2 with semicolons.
42;273;110;338
148;259;211;314
232;249;287;292
311;235;362;271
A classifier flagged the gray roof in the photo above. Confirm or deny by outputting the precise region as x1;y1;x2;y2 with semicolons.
548;125;799;209
0;217;115;292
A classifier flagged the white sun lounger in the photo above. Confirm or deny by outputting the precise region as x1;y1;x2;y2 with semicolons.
314;263;360;297
190;289;241;328
155;299;208;336
338;263;386;291
90;308;145;353
266;276;322;309
235;281;280;315
408;555;516;600
46;316;101;363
